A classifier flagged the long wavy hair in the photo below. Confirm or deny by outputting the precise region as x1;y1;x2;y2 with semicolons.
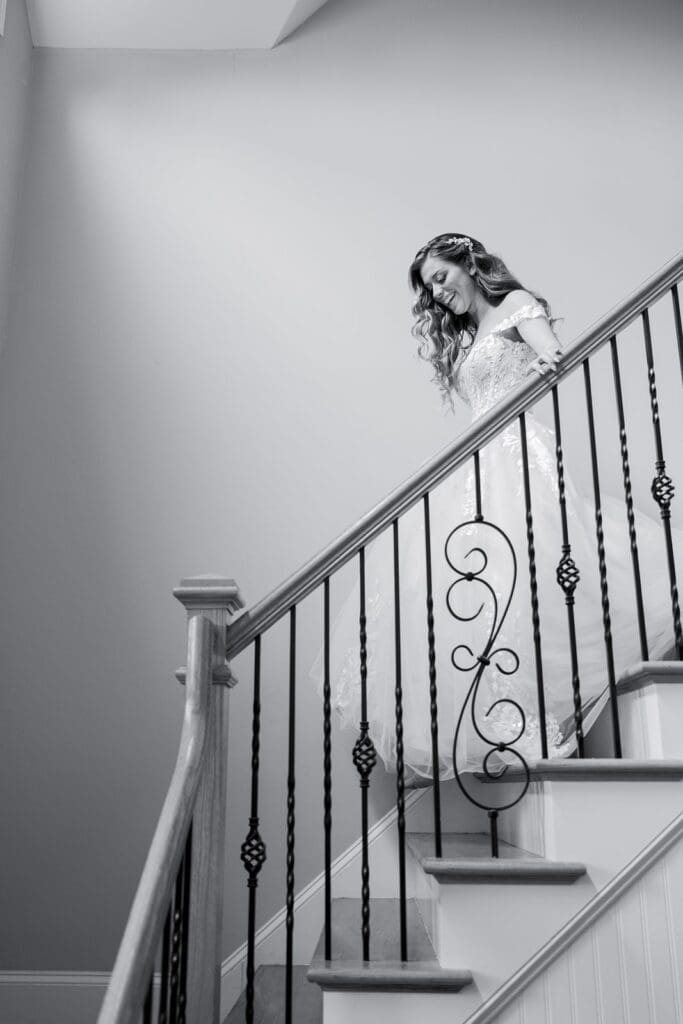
409;233;555;404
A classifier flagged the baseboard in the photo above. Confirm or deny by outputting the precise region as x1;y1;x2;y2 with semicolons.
0;795;428;1023
220;788;428;1016
0;972;110;1024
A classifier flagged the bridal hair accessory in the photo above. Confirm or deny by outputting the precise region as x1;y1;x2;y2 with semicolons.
443;236;474;251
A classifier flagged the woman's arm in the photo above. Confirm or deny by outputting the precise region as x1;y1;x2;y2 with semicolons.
505;290;562;378
518;316;562;378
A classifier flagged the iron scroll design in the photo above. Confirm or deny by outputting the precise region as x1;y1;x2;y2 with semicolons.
445;518;530;856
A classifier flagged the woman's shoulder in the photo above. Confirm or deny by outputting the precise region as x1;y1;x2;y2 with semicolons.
498;289;542;316
486;291;550;343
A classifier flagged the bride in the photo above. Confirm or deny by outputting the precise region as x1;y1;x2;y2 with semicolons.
322;233;677;779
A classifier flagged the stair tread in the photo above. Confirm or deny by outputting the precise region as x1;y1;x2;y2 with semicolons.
475;758;683;782
308;960;473;991
619;660;683;693
406;832;586;881
408;831;541;861
223;965;321;1024
308;898;472;992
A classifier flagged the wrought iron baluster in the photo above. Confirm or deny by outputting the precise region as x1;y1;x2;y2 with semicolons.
550;389;584;755
352;547;376;961
168;851;185;1024
489;810;500;858
322;579;333;961
583;360;622;757
157;907;172;1024
177;824;192;1024
392;519;408;962
672;284;683;389
610;338;649;661
285;608;297;1024
423;492;442;859
240;635;266;1024
473;449;483;522
519;414;549;759
143;972;153;1024
447;451;529;858
642;308;683;658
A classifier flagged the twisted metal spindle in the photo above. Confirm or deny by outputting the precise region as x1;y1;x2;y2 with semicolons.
550;388;584;755
285;608;297;1024
672;284;683;389
423;492;442;859
322;578;333;961
240;636;266;1024
583;360;622;757
352;547;376;961
392;519;408;962
519;414;549;759
610;338;649;661
177;825;192;1024
168;852;185;1024
143;973;153;1024
642;308;683;658
157;907;172;1024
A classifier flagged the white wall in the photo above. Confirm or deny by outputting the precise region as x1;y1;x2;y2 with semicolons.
1;0;682;972
0;0;32;352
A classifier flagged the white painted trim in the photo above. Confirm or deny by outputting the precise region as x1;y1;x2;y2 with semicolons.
0;971;161;1024
220;788;427;1014
0;971;110;986
0;972;110;1024
0;0;8;37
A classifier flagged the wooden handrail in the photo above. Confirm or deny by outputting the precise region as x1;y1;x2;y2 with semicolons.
226;251;683;659
97;613;214;1024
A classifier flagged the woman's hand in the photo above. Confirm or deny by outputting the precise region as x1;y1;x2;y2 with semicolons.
526;346;562;378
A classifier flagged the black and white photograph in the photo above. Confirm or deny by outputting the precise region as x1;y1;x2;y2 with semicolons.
1;0;682;1021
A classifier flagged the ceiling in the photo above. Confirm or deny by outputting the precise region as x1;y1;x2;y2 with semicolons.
25;0;333;50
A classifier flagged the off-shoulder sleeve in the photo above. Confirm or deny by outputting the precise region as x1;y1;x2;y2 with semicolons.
497;303;549;337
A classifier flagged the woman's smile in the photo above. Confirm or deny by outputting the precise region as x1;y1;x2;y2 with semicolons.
419;253;480;317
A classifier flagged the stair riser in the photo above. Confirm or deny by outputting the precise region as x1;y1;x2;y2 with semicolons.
618;684;683;758
429;876;594;981
406;781;490;949
498;777;683;888
322;987;482;1024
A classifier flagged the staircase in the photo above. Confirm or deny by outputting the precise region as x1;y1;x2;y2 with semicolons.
226;671;683;1023
97;253;683;1024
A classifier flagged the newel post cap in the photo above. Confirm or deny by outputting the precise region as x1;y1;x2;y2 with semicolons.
173;575;245;615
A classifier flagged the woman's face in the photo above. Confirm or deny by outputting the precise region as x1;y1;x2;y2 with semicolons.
420;253;478;316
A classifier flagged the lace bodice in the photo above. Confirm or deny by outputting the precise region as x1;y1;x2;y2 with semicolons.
454;303;548;417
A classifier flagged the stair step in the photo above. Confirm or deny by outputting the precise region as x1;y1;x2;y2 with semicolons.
307;898;472;993
619;660;683;691
586;660;683;758
406;832;586;882
476;757;683;782
489;756;683;887
223;965;321;1024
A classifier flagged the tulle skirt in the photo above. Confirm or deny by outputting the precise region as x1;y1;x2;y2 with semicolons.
313;415;679;777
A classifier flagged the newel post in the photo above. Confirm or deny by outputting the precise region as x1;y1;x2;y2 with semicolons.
173;575;244;1024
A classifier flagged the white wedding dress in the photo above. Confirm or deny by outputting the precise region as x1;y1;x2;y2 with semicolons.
319;304;679;778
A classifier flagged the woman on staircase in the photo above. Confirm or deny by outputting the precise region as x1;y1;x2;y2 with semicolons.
322;233;678;780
